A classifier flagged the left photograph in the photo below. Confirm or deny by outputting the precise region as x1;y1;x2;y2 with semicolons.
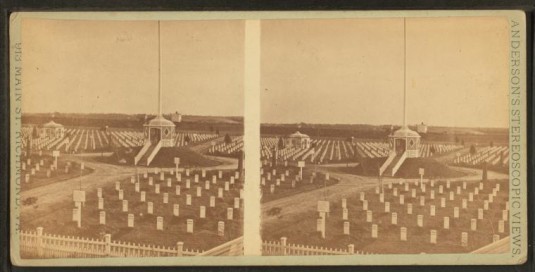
16;19;245;258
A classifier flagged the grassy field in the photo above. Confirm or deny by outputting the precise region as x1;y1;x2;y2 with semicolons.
21;168;244;251
261;164;339;204
20;154;93;191
262;178;509;254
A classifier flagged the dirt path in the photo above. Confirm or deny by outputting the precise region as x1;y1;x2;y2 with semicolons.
20;154;239;224
262;166;508;228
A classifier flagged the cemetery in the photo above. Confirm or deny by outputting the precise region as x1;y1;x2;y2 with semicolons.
262;168;509;254
19;150;92;191
21;167;244;254
260;161;339;203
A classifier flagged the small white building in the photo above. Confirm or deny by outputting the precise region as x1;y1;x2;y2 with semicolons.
40;121;65;139
171;111;182;123
417;122;428;134
143;115;176;147
285;131;311;149
389;126;421;158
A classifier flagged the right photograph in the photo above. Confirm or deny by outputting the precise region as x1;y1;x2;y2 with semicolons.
259;17;510;255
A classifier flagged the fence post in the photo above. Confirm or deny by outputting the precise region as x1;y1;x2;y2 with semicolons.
280;237;287;256
348;244;355;254
176;242;184;256
104;234;111;256
36;227;44;258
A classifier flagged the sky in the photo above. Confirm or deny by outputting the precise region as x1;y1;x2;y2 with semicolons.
21;19;245;116
260;17;510;128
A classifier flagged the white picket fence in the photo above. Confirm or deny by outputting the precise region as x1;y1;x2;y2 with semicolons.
19;227;201;258
262;237;373;256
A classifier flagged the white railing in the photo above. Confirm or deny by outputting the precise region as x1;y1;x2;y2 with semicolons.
391;151;408;176
198;236;243;256
146;140;162;166
134;141;151;165
379;151;397;176
19;227;201;259
262;237;372;256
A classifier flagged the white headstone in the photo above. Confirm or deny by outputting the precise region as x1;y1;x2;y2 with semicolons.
343;221;350;235
227;207;234;220
128;213;134;228
163;193;168;204
173;204;179;216
147;202;153;214
371;224;378;238
200;206;206;218
140;191;146;202
366;210;373;222
99;211;106;225
186;194;192;205
417;215;423;227
156;216;163;230
218;221;225;236
430;230;437;244
400;227;407;241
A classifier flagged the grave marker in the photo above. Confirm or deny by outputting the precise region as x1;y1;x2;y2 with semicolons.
427;230;437;245
400;227;407;241
343;221;350;235
461;232;468;247
99;211;106;225
156;216;163;230
140;191;146;202
417;215;423;227
200;206;206;218
186;194;192;206
227;208;234;220
173;204;179;216
371;224;378;238
218;221;225;236
147;202;153;214
128;214;134;228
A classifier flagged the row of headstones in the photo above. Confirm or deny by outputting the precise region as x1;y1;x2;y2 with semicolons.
107;175;244;203
333;209;508;232
23;159;83;183
350;183;506;217
359;181;505;212
97;192;242;211
380;179;502;201
92;211;227;235
328;220;503;246
142;168;241;185
261;170;330;194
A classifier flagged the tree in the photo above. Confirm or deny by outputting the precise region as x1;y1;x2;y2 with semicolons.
430;145;436;154
277;137;285;149
224;134;232;144
482;162;488;182
216;128;220;135
184;135;191;144
469;144;477;155
32;126;39;139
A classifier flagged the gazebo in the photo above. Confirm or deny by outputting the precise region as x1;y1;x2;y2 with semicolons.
143;115;176;147
389;126;420;158
285;131;311;149
40;121;65;138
